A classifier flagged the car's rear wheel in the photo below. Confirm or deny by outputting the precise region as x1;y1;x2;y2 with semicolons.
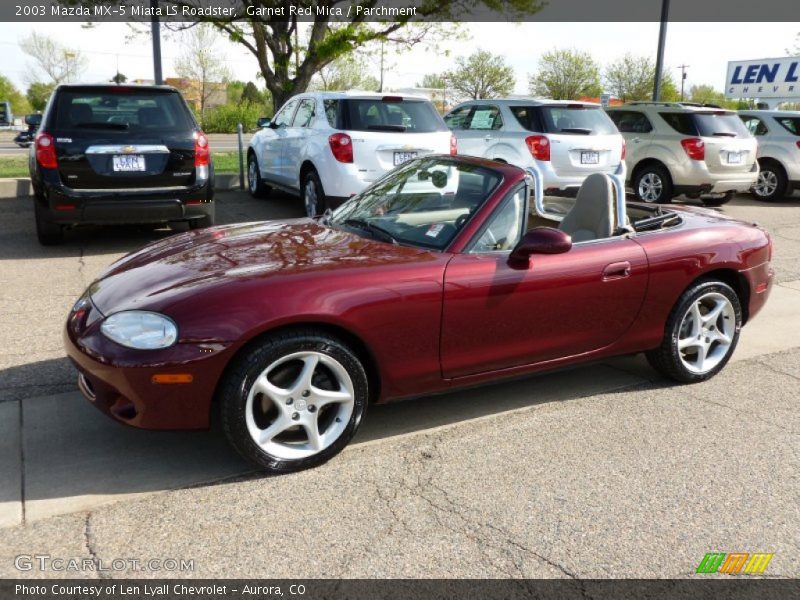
302;170;326;217
247;154;270;198
34;201;64;245
634;165;672;204
219;330;368;473
646;280;742;383
752;160;787;202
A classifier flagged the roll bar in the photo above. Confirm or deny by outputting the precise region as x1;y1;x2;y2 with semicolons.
525;163;628;232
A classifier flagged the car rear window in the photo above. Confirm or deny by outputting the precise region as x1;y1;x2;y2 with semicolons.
775;116;800;136
533;106;617;135
336;98;447;133
52;88;195;134
661;111;750;138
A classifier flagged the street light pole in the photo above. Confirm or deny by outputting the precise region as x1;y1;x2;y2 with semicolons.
652;0;670;101
150;0;163;85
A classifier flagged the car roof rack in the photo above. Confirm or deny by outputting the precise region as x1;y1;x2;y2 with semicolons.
625;101;684;107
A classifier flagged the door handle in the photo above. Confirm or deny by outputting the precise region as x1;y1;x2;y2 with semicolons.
484;135;493;141
632;137;641;143
602;261;631;281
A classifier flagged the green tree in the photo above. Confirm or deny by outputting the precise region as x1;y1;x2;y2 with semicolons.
311;53;379;92
110;72;127;84
226;81;245;104
63;1;543;112
0;75;30;115
174;24;232;125
528;48;602;100
20;32;86;84
242;81;265;105
604;53;678;102
418;73;447;89
446;50;516;101
26;81;55;111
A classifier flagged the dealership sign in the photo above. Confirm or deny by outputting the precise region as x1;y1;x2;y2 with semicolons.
726;57;800;99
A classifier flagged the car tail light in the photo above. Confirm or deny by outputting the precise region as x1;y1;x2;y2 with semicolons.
621;139;626;161
35;132;57;169
796;141;800;150
328;133;353;163
525;135;550;161
450;134;457;155
194;131;209;181
681;137;705;160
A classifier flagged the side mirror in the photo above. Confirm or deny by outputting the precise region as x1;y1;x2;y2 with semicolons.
25;113;42;127
256;117;271;128
508;227;572;269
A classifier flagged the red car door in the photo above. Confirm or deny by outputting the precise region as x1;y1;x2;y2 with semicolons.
441;238;648;379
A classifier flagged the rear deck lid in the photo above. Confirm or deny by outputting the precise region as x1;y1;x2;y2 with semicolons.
49;86;198;189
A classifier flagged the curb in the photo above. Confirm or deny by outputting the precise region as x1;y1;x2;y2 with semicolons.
0;173;244;200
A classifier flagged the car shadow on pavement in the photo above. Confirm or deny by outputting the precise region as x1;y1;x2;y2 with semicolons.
5;354;678;524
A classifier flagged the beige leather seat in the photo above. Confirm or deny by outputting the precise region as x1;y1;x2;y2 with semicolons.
558;173;615;243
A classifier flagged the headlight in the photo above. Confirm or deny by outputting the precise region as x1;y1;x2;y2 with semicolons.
100;311;178;350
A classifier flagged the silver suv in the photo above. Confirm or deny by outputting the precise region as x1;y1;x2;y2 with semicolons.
739;110;800;201
606;102;758;206
444;99;625;195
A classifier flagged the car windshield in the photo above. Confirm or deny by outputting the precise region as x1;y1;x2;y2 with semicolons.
533;106;617;135
53;89;195;134
336;98;447;133
330;158;502;250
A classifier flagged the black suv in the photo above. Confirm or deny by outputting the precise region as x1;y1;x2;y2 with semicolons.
29;84;215;245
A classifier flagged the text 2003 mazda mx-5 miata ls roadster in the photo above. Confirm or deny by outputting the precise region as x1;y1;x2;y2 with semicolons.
65;156;774;473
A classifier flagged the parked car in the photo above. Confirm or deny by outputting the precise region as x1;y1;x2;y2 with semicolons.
0;100;12;126
606;102;759;206
14;113;41;148
246;92;455;216
444;99;625;194
65;155;773;474
29;84;215;245
738;110;800;201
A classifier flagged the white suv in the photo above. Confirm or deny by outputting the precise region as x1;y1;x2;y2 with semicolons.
738;110;800;201
606;102;758;206
444;99;625;195
247;92;455;215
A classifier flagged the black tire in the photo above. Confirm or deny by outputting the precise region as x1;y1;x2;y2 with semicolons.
34;201;63;245
633;164;673;204
302;170;326;217
701;192;734;207
188;205;215;230
645;279;742;383
751;160;788;202
247;153;270;198
219;329;369;473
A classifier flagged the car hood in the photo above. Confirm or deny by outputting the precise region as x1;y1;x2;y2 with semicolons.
89;218;433;315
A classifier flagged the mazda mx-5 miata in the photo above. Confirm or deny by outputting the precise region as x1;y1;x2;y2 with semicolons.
65;155;774;473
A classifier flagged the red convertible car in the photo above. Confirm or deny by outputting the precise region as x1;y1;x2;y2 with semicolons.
64;155;774;473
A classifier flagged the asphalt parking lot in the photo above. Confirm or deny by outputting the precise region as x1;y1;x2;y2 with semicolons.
0;188;798;578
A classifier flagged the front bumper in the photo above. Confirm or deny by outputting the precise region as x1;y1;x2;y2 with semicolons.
63;298;235;430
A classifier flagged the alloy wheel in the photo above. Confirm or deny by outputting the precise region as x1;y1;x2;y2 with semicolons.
676;292;736;374
754;170;778;198
304;179;318;217
248;159;258;193
638;172;663;203
244;351;355;460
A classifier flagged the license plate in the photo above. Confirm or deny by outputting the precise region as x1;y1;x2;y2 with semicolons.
727;151;742;164
581;151;600;165
112;154;146;172
394;151;417;166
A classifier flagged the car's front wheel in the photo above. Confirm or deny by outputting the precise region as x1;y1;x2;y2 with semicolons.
646;279;742;383
219;330;368;473
247;153;270;198
633;165;672;204
34;201;64;245
302;170;326;217
752;160;787;202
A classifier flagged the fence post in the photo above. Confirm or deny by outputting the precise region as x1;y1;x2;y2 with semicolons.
237;122;245;190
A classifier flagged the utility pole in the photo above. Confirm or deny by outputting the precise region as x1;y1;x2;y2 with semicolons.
653;0;670;101
677;64;689;100
379;40;384;93
150;0;163;85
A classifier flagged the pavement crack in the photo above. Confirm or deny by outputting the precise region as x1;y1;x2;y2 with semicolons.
83;512;109;580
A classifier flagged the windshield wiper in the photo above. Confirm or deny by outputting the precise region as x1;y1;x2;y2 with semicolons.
367;125;406;132
560;127;592;134
711;132;737;137
73;122;130;130
342;218;398;244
